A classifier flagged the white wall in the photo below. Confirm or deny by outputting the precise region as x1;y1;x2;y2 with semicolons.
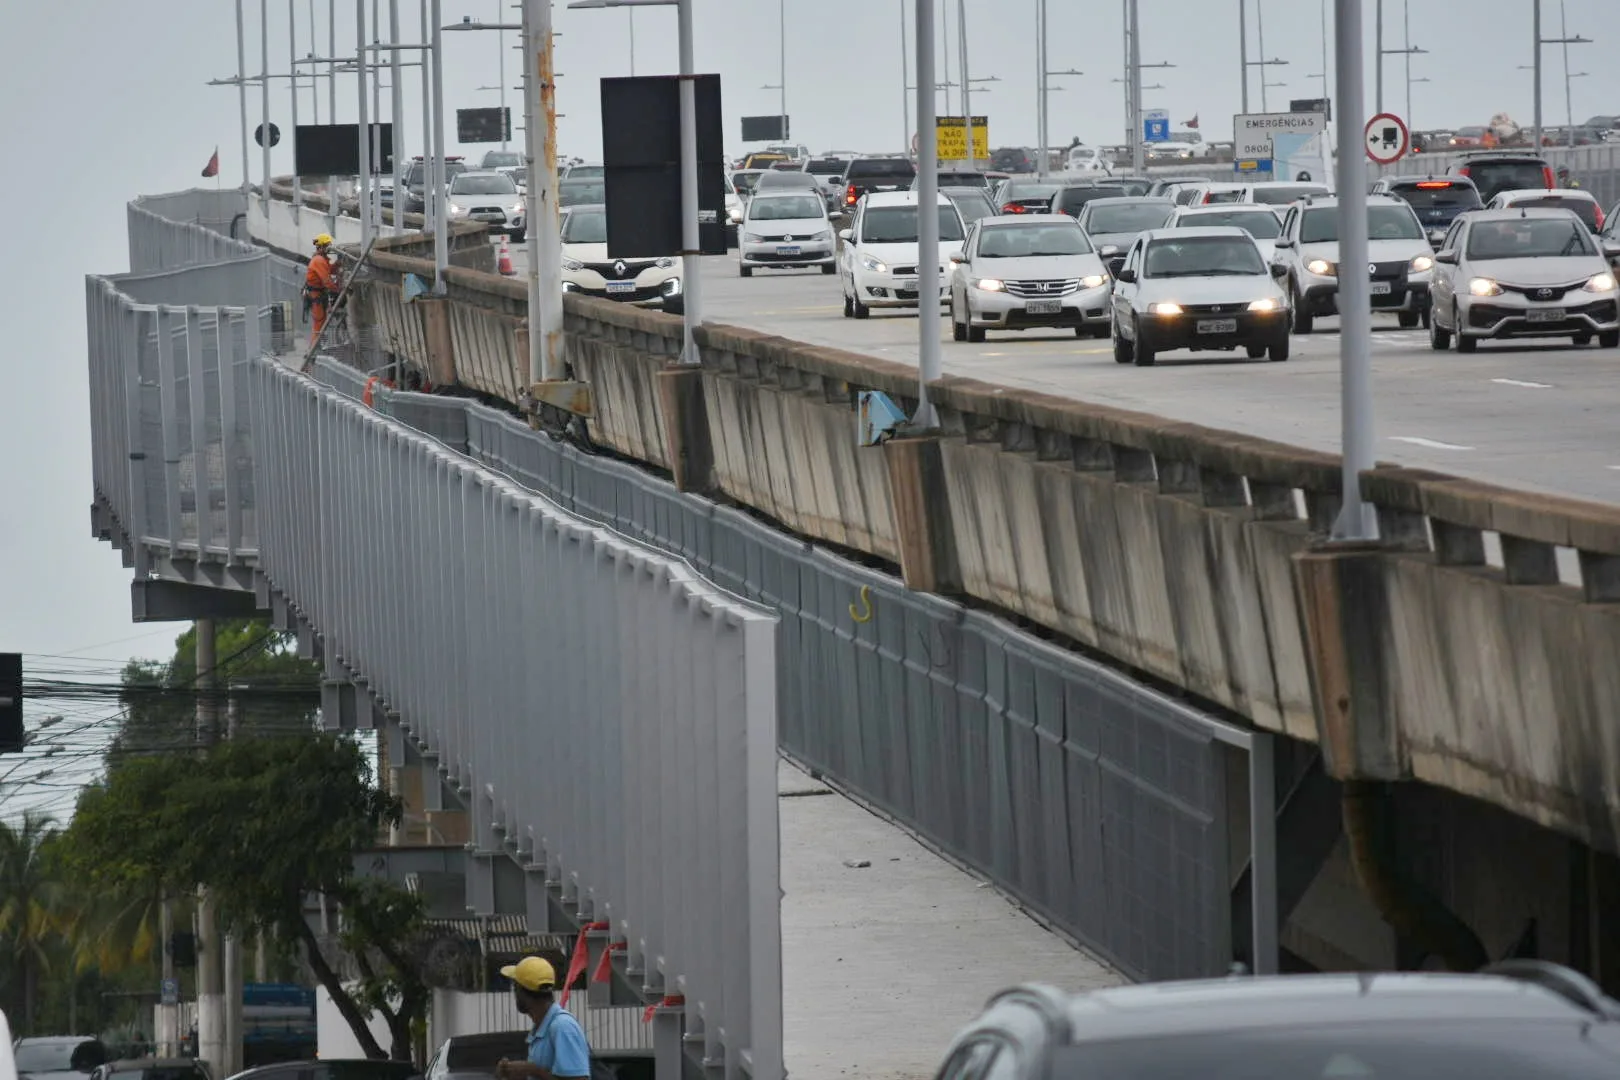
316;986;395;1060
247;192;363;258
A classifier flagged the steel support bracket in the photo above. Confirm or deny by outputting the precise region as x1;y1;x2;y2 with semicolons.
528;379;594;417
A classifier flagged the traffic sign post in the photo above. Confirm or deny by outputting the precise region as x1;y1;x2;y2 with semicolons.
1143;109;1170;143
1364;112;1409;164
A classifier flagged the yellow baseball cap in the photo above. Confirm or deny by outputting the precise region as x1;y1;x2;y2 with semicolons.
500;956;557;992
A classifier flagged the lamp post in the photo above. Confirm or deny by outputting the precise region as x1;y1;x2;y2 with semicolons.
1036;0;1047;177
1238;0;1289;113
1372;0;1426;115
1532;0;1590;151
1332;0;1374;542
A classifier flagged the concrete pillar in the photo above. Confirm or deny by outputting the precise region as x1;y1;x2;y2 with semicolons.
655;367;714;493
421;298;458;387
882;436;960;594
194;619;228;1080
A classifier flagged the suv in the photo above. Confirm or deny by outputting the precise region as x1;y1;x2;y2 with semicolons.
1448;150;1555;202
840;157;918;210
402;156;467;214
837;190;964;317
13;1038;111;1080
1272;193;1434;332
932;961;1620;1080
1371;174;1485;244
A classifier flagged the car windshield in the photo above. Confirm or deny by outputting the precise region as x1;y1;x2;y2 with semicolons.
850;160;917;179
15;1044;88;1072
1004;182;1061;202
567;165;603;179
1250;184;1327;204
759;172;818;189
1202;189;1246;204
482;152;521;167
750;195;825;220
805;161;845;176
1509;196;1600;231
1393;182;1483;210
1055;188;1114;214
1300;204;1423;243
732;172;761;193
1465;161;1548;197
559;181;603;207
451;175;517;195
948;193;996;223
1051;1023;1620;1080
1466;217;1596;258
977;223;1092;257
860;205;966;243
562;209;607;244
1143;235;1266;277
1179;210;1281;238
1099;179;1154;196
1087;203;1174;233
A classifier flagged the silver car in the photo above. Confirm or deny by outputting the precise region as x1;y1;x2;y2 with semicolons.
947;215;1111;340
1110;226;1293;366
1428;206;1620;352
1074;196;1175;274
738;192;836;275
445;170;526;240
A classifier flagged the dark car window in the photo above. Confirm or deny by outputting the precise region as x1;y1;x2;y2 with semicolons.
1466;217;1596;258
1509;195;1601;231
1143;236;1266;277
567;165;604;179
1300;204;1423;243
450;174;517;195
748;194;826;220
320;1061;420;1080
1051;1022;1620;1079
444;1035;529;1070
1202;189;1246;204
1001;181;1061;203
136;1067;211;1080
805;159;846;177
1052;187;1116;215
1097;178;1154;196
1390;181;1483;210
859;205;966;243
1249;184;1328;205
1461;160;1549;199
947;191;997;224
561;208;607;244
16;1042;108;1074
731;172;762;193
1085;203;1175;234
1176;210;1280;238
846;159;917;180
756;171;820;190
977;222;1092;257
559;181;604;206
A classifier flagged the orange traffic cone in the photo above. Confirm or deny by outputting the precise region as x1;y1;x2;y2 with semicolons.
497;238;514;276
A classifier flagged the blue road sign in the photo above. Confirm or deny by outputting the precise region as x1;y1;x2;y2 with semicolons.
160;977;180;1006
1144;109;1171;143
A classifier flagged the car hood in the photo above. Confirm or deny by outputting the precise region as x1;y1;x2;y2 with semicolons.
1299;238;1429;264
1089;231;1147;253
1137;273;1283;305
853;240;955;267
562;242;670;263
743;216;830;235
969;253;1107;279
452;193;522;207
1470;255;1607;286
21;1069;87;1080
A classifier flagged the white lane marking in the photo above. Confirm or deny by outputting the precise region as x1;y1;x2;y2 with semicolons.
1491;377;1553;389
1390;436;1475;451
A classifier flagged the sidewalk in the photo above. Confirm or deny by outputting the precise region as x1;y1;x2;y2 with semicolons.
778;761;1123;1080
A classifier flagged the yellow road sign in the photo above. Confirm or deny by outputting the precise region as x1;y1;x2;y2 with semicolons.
935;116;990;161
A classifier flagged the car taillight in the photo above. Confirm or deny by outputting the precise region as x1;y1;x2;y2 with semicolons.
1002;203;1025;213
846;184;856;204
1596;203;1607;231
1543;166;1557;189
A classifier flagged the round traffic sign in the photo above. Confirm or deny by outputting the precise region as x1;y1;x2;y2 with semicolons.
1364;112;1409;164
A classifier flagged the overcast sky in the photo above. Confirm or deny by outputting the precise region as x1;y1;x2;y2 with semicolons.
0;0;1615;808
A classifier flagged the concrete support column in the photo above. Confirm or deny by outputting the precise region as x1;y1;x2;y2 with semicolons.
651;996;685;1080
655;367;714;493
421;299;457;387
882;436;960;594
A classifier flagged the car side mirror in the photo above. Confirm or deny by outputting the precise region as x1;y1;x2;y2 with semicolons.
1272;238;1294;249
838;229;853;243
948;249;965;263
1269;263;1288;278
1603;242;1620;260
1114;268;1137;284
1433;250;1458;265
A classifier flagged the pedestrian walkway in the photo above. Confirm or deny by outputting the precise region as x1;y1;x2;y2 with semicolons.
778;761;1122;1080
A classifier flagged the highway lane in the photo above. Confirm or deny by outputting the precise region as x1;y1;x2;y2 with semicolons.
505;241;1620;504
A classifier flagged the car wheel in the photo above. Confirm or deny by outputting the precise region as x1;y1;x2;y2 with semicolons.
1601;330;1620;348
1112;318;1134;363
853;293;871;319
1132;318;1157;366
1092;323;1112;339
739;264;753;278
1292;284;1314;334
511;230;526;244
1429;310;1451;350
1268;334;1290;362
1420;305;1432;329
951;298;967;341
1453;305;1476;352
1245;343;1267;359
1398;310;1419;329
1573;331;1593;346
663;295;685;316
821;262;836;275
967;322;986;343
842;290;854;318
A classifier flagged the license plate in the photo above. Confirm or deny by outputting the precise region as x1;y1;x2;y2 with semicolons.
1025;299;1062;315
776;245;801;255
1197;318;1238;334
1369;281;1392;295
605;281;636;294
1526;308;1565;322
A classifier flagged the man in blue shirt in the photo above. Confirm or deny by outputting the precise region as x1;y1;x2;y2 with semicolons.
495;956;591;1080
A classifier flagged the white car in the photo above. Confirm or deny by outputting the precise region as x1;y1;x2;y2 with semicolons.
446;170;526;240
947;214;1112;340
1272;193;1434;332
739;192;836;276
725;174;744;229
837;191;965;318
1065;145;1110;174
1244;181;1332;216
1428;206;1620;352
558;204;683;313
1183;182;1250;206
1166;204;1284;264
1486;187;1605;233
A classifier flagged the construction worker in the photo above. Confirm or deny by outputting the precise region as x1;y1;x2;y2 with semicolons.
1558;166;1582;189
495;957;590;1080
304;234;341;346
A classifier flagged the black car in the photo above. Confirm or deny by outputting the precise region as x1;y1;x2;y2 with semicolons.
990;147;1039;173
225;1061;417;1080
1093;174;1155;197
934;961;1620;1080
1448;150;1554;202
1372;175;1484;244
1049;183;1121;217
402;157;468;214
839;157;917;210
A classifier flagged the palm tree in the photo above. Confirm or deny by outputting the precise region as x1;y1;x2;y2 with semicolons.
0;810;65;1034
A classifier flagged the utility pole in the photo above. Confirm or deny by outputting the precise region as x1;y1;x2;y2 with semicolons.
221;693;244;1078
957;0;973;166
356;0;372;247
913;0;941;429
194;619;227;1080
1374;0;1382;113
524;0;565;382
328;0;339;238
430;0;449;287
288;0;302;209
1239;0;1249;113
261;0;272;217
1035;0;1047;178
1332;0;1376;541
499;0;510;148
677;0;702;366
420;0;434;235
1129;0;1144;175
159;899;176;1056
900;0;910;158
371;0;383;231
390;0;405;233
236;0;252;197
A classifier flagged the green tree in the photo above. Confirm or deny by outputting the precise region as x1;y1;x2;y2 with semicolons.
0;810;66;1034
62;733;429;1060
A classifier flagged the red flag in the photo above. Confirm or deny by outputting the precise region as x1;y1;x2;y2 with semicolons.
201;147;220;178
1183;115;1200;129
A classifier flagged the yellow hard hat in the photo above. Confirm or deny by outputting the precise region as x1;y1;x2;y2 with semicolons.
500;956;557;992
313;233;334;247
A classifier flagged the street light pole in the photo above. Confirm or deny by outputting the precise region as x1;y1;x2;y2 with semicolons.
391;0;405;234
499;0;509;147
356;0;372;248
778;0;787;140
915;0;940;428
1374;0;1382;113
522;0;564;381
1036;0;1047;178
430;0;447;286
900;0;910;155
236;0;251;197
958;0;973;166
1332;0;1375;541
1239;0;1249;113
1129;0;1144;174
677;0;702;366
288;0;302;208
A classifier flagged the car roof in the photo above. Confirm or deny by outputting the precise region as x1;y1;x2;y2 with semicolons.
1082;196;1173;208
104;1059;202;1071
1142;225;1253;240
1495;187;1597;202
1463;206;1592;223
15;1038;100;1046
978;213;1078;226
1174;203;1276;214
863;191;952;206
1052;971;1604;1043
1248;180;1327;188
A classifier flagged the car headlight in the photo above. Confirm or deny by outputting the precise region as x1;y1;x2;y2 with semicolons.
743;232;765;243
860;255;889;273
1410;255;1434;273
1248;297;1281;312
448;202;462;213
974;278;1006;292
1080;274;1108;289
1148;301;1183;315
1469;277;1503;296
656;257;675;269
562;258;583;271
813;230;832;241
1305;258;1335;276
1584;271;1618;292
